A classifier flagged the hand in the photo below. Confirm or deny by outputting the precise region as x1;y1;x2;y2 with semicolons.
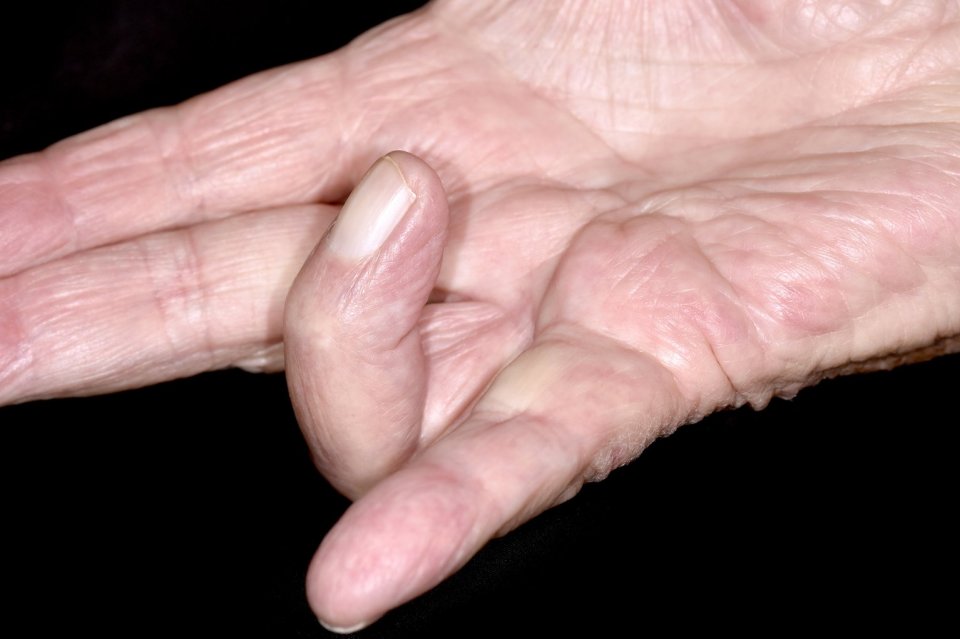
3;0;959;631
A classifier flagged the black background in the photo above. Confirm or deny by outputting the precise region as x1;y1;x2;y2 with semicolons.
1;2;955;636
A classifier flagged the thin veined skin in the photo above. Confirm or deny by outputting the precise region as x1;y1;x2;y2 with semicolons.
2;0;960;631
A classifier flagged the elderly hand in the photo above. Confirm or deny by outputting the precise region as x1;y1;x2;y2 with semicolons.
2;1;958;631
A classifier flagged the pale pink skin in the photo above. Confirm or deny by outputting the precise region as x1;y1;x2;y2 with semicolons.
2;0;960;630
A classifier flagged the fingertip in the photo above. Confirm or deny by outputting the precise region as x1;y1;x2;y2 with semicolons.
380;150;447;214
305;468;481;631
379;150;450;254
324;155;416;260
324;150;448;263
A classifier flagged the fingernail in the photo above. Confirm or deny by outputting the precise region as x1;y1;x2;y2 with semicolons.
319;618;369;634
327;155;416;259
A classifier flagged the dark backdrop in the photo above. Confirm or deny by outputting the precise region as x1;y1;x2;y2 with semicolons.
1;2;954;636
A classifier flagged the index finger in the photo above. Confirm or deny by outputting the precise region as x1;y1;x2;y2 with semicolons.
0;53;359;278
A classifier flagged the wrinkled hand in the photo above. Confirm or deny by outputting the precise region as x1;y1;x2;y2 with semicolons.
3;0;960;631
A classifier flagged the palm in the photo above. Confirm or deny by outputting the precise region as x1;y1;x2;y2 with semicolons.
2;0;958;630
319;0;960;470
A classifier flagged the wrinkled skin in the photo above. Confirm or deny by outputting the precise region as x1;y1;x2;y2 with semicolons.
2;0;959;630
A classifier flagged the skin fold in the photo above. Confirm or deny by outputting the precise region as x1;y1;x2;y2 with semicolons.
1;0;958;630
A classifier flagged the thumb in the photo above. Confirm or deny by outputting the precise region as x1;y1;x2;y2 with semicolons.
284;151;449;497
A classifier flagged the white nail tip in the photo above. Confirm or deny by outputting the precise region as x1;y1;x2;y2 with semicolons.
318;618;370;634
